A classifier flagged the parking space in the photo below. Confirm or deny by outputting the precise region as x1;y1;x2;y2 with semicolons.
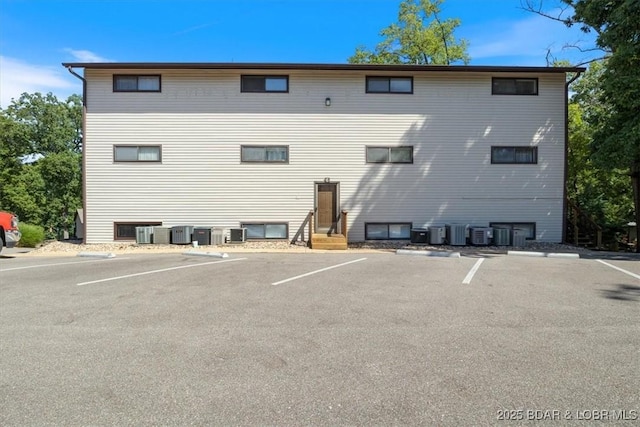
1;252;638;425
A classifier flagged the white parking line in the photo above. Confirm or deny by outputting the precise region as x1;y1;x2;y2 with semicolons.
2;258;125;272
596;260;640;281
77;258;246;286
462;258;485;284
272;257;367;286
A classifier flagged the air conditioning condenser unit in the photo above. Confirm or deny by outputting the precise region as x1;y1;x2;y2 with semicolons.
446;224;467;246
229;228;247;243
428;226;446;244
470;227;493;246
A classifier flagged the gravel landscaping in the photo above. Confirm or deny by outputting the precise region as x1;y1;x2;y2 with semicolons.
22;239;593;256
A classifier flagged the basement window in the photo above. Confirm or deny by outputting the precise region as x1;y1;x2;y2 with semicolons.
365;223;411;240
490;222;536;240
114;222;162;240
242;223;288;239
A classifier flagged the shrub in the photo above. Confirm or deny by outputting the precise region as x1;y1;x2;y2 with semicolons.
18;223;45;248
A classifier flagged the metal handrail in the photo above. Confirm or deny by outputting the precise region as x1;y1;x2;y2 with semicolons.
290;210;314;246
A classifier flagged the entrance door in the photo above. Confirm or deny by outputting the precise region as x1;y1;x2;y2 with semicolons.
316;183;337;233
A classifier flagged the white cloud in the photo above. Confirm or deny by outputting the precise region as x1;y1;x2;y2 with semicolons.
0;56;80;108
63;49;112;63
467;12;599;65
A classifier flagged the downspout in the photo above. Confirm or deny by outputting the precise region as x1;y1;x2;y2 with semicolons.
562;70;583;244
65;66;87;243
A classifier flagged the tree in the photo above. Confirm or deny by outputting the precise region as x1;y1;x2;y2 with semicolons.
0;92;82;238
524;0;639;250
569;0;640;251
348;0;470;65
568;61;633;231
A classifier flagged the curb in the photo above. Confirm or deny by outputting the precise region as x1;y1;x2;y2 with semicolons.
396;249;461;258
507;251;580;259
77;252;116;259
183;250;229;259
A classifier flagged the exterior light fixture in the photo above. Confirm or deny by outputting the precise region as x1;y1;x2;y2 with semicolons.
325;97;331;107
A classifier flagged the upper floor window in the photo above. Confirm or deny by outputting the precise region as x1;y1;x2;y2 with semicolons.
491;146;537;164
114;145;161;162
366;76;413;94
366;146;413;164
113;75;161;92
241;145;288;163
241;75;289;93
492;78;538;95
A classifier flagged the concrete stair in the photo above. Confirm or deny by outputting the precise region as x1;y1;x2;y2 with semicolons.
311;233;348;250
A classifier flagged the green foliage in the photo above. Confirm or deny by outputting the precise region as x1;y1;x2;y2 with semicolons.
567;0;640;250
348;0;469;65
17;223;46;248
0;92;82;239
568;62;634;229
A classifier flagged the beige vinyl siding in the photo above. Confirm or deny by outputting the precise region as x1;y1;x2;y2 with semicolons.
84;69;566;243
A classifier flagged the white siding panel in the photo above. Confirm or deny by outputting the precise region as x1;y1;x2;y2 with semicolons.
84;69;566;243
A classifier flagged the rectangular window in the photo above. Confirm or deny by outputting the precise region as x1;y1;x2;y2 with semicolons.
490;222;536;240
241;75;289;93
366;146;413;164
492;78;538;95
242;223;288;239
114;222;161;240
114;145;161;162
113;75;161;92
241;145;288;163
366;76;413;93
365;223;412;240
491;146;537;164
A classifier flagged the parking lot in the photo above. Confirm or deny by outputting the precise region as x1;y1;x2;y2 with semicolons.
1;250;639;425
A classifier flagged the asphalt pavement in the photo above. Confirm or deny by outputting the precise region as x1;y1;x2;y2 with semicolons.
1;252;639;425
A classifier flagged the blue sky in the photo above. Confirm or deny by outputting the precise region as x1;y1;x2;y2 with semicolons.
0;0;598;108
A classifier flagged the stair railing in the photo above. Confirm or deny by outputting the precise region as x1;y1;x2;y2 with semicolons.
290;210;314;246
566;199;603;248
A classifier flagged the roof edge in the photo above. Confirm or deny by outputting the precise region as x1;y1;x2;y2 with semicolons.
61;62;585;73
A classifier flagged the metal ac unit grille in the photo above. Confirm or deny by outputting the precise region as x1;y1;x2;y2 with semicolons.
136;226;154;244
171;226;194;245
493;228;510;246
470;227;492;246
193;227;214;245
152;227;171;244
429;226;445;244
212;228;225;245
446;224;467;246
229;228;247;243
512;228;527;247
